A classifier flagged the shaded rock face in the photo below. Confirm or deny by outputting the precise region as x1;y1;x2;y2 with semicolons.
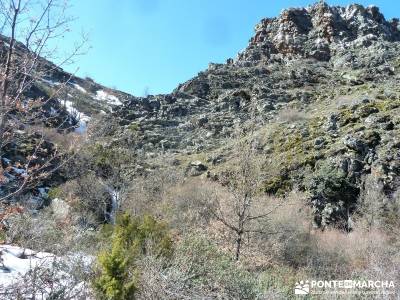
0;130;61;208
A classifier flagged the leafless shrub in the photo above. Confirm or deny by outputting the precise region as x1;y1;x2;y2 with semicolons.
306;226;400;294
353;241;400;299
0;252;94;299
250;191;313;269
356;175;387;230
121;168;183;217
383;189;400;234
0;0;87;202
65;173;111;226
137;235;259;300
162;178;218;233
25;124;85;152
5;209;64;253
208;134;287;261
5;207;98;255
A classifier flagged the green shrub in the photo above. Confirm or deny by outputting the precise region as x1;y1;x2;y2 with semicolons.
264;173;292;195
258;266;304;299
0;230;6;243
94;213;172;300
86;143;135;179
127;122;140;133
382;192;400;231
308;162;355;203
89;143;117;175
48;187;62;199
95;239;138;300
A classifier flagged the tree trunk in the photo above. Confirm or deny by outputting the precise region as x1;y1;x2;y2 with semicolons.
235;233;243;261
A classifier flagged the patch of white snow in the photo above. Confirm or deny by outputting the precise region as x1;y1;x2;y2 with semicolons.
0;245;93;299
0;245;54;287
71;83;87;94
60;100;91;134
95;90;122;105
40;78;61;86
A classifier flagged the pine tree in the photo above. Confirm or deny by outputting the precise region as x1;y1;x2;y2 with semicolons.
94;213;172;299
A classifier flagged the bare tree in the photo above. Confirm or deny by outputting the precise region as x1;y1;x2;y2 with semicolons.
211;133;283;260
0;0;86;202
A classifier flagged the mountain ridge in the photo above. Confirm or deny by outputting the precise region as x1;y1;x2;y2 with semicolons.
1;2;400;298
1;1;400;229
102;1;400;228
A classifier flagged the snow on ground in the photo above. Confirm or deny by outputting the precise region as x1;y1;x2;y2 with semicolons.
95;90;122;105
0;245;93;299
60;100;91;133
0;245;54;287
40;78;61;86
71;83;87;94
11;167;27;177
1;158;11;165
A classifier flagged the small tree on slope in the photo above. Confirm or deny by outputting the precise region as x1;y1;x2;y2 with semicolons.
94;213;173;300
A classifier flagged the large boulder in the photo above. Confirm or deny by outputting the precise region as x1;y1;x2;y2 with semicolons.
186;161;208;177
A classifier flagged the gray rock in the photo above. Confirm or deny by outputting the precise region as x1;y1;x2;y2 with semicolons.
51;198;70;220
342;135;366;153
314;137;326;149
324;114;338;131
186;161;208;177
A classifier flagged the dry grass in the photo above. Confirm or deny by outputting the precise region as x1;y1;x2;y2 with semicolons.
64;165;399;299
309;226;400;298
312;227;388;268
26;124;86;152
275;108;307;123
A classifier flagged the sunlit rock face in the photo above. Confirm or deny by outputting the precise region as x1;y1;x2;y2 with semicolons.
2;2;400;228
236;3;400;64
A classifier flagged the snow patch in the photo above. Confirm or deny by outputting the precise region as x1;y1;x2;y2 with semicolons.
11;167;27;177
72;83;87;94
0;245;55;287
1;158;11;165
95;90;122;105
344;6;359;20
0;245;93;299
40;78;61;86
49;107;58;116
60;100;91;133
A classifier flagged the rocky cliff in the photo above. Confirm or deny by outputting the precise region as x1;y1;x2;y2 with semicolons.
106;2;400;228
2;2;400;228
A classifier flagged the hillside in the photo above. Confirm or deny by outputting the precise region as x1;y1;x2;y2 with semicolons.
104;2;400;228
1;2;400;299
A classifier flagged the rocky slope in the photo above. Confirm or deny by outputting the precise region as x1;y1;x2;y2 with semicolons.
0;33;134;207
105;2;400;228
2;2;400;228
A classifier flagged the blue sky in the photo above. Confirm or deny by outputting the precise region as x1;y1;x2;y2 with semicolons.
58;0;398;96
